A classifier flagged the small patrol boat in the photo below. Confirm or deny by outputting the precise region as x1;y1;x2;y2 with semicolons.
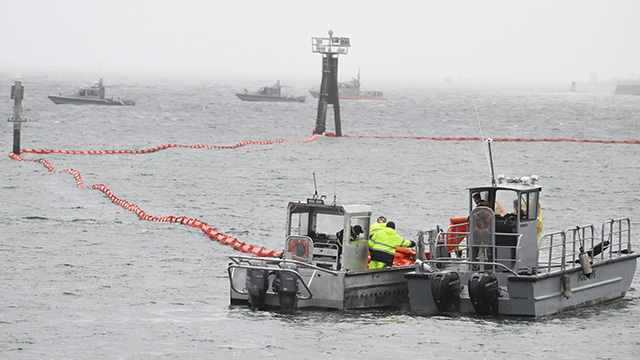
235;80;306;102
227;195;415;311
405;142;638;317
308;71;383;100
48;78;135;106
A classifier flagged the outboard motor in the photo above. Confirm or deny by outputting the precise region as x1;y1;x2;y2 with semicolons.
273;262;299;311
468;272;499;316
245;259;269;310
430;271;461;313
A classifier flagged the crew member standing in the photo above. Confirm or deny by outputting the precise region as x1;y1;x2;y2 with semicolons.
369;215;387;238
368;221;415;269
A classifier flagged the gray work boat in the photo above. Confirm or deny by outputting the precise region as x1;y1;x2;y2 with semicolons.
614;80;640;95
406;173;638;317
48;79;135;106
235;80;305;102
228;196;413;311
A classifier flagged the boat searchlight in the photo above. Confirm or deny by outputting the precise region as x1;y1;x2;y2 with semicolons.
496;175;539;186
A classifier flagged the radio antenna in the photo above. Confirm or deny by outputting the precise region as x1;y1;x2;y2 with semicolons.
313;171;318;199
469;79;495;185
332;160;337;205
486;138;496;186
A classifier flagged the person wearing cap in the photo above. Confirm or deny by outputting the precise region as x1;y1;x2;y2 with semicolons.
369;216;387;239
336;225;364;249
368;221;415;269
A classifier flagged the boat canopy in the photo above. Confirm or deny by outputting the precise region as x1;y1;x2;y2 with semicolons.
467;175;542;271
285;198;371;271
75;79;106;99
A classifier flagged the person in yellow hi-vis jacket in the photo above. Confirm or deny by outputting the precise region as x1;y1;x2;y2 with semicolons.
369;215;387;239
368;221;415;269
537;201;543;240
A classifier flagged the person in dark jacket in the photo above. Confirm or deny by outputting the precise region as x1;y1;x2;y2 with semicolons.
336;225;364;249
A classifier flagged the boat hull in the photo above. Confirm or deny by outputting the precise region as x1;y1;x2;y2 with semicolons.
235;93;305;102
308;89;384;101
48;95;135;106
229;259;413;310
406;253;638;317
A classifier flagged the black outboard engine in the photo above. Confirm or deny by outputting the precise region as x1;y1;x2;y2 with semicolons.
430;271;461;313
245;259;269;310
468;271;499;316
273;262;299;311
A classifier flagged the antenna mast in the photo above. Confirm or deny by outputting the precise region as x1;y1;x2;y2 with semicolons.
313;171;318;199
486;138;496;186
469;79;494;185
332;160;337;205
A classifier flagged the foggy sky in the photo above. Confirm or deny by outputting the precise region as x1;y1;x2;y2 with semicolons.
1;0;638;84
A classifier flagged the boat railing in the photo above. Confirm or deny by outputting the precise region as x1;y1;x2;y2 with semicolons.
227;262;313;301
564;224;597;266
428;230;520;275
228;255;339;275
228;254;342;301
536;230;566;274
536;218;632;274
601;218;632;259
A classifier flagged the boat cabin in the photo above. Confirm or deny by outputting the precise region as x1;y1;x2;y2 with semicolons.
284;198;371;271
466;175;541;273
76;79;106;99
257;80;282;96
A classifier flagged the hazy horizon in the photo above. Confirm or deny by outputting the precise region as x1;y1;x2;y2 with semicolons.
1;0;638;85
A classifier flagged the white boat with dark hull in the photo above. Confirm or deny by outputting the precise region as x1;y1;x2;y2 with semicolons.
235;80;306;103
308;71;383;100
228;197;414;311
48;79;135;106
405;172;638;317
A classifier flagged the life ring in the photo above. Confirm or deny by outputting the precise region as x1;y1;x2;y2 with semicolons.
473;209;492;237
287;237;311;259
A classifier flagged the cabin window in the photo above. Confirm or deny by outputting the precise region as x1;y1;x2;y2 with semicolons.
472;190;508;215
471;190;490;206
349;217;369;242
520;192;539;221
314;213;343;240
494;190;518;216
290;213;309;236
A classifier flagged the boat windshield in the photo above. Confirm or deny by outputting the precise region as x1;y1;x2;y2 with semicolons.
493;190;538;220
288;211;354;243
494;190;518;216
312;213;343;241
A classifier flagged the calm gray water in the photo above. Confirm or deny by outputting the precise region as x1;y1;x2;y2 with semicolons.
1;72;639;359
